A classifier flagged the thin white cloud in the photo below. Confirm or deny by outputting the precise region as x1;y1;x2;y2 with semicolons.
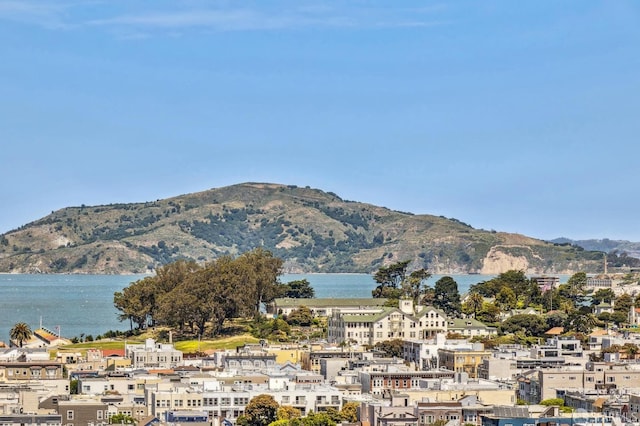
0;1;449;34
86;9;301;31
0;0;68;28
87;7;446;34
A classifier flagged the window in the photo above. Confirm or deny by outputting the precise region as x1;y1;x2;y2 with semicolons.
67;410;74;420
97;410;103;420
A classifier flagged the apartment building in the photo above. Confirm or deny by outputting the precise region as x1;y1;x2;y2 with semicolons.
57;399;108;426
438;345;492;379
537;362;640;401
200;381;341;423
125;339;183;369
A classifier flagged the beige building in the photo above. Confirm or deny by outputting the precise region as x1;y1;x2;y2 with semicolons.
538;361;640;401
125;338;183;369
438;345;492;379
328;299;450;346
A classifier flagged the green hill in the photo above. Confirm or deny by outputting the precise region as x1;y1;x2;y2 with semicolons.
0;182;605;274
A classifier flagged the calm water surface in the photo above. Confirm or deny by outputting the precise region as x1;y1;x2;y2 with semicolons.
0;273;534;340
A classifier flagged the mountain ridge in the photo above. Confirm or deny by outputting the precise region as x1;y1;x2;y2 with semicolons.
0;182;606;274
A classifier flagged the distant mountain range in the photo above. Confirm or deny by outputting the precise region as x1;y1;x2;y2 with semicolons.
550;238;640;259
0;182;610;274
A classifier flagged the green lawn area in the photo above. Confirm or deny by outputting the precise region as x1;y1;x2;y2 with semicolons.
174;334;259;353
56;334;259;354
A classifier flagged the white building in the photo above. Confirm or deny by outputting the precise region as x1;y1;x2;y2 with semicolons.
327;299;450;346
125;338;183;369
200;377;342;423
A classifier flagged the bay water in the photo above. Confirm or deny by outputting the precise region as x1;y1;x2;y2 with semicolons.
0;273;509;340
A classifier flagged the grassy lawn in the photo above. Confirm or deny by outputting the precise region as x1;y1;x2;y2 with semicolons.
56;334;259;355
174;334;259;353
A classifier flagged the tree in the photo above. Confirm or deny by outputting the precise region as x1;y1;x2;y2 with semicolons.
614;293;634;315
340;401;359;422
283;279;315;298
238;394;279;426
464;292;484;319
500;314;548;337
496;270;531;301
402;268;432;305
545;311;568;329
565;272;588;304
10;322;32;347
495;287;516;311
372;260;410;299
277;406;302;421
372;261;432;305
565;312;597;334
114;275;159;330
470;270;530;300
624;343;640;360
374;339;404;358
476;302;501;324
300;411;336;426
286;306;313;326
108;413;135;424
591;288;615;306
238;248;284;316
610;311;628;326
433;276;461;316
70;379;79;395
542;287;565;312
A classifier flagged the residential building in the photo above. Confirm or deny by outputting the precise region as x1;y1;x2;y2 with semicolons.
57;398;108;426
447;319;497;338
359;399;419;426
328;299;452;346
438;344;492;378
530;337;583;359
402;334;476;370
537;361;640;401
0;413;62;425
359;368;455;396
267;298;389;317
125;339;183;369
201;379;342;423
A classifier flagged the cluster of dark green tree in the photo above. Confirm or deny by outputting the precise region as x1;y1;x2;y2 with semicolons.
371;260;462;316
249;305;327;343
235;394;358;426
113;249;314;337
465;271;640;344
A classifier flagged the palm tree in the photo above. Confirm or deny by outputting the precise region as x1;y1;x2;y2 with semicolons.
10;322;32;347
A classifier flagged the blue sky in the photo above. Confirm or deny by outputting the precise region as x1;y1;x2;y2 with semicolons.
1;1;639;241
